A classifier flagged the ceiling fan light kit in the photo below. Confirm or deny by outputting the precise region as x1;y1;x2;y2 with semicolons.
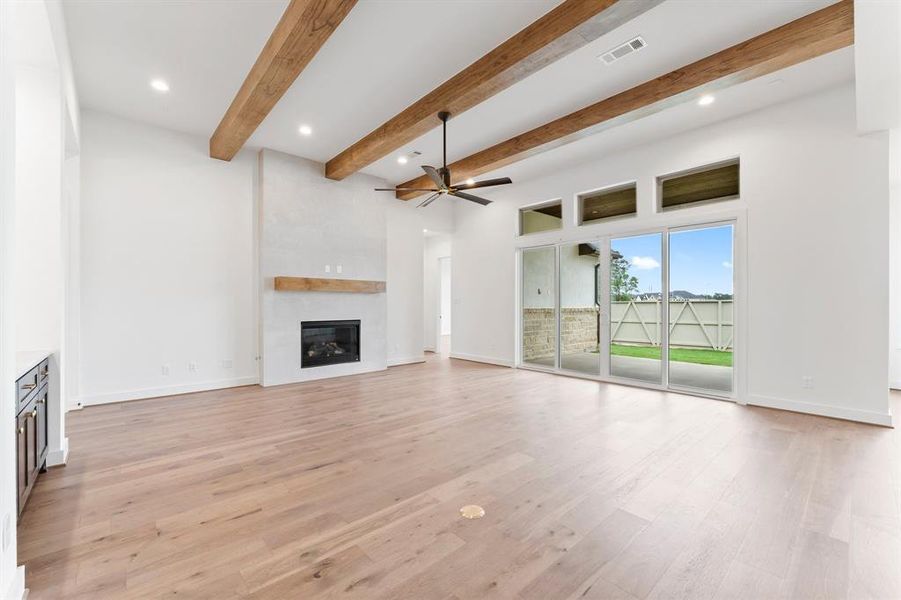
374;112;512;207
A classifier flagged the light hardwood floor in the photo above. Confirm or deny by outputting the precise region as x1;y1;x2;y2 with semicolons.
19;356;901;599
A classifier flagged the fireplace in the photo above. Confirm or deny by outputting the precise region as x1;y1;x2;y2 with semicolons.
301;320;360;368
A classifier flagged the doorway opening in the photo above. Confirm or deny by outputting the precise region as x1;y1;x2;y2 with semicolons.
438;256;451;355
424;232;451;357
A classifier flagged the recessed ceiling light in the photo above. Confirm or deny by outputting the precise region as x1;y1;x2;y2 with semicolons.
298;124;312;136
423;228;428;233
698;95;715;106
465;178;475;185
397;155;408;165
150;79;169;93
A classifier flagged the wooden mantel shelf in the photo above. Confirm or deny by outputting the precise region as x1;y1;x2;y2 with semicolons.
274;276;386;293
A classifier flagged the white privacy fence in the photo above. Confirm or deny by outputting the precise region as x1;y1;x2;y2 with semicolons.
611;299;733;351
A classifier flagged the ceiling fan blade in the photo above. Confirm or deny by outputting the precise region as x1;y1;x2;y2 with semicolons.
451;190;492;206
374;187;439;192
417;192;442;208
454;177;512;190
421;165;445;189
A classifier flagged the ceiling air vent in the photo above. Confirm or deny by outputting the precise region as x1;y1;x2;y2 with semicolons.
598;36;646;65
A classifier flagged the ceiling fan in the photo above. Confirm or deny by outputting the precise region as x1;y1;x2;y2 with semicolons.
374;111;512;207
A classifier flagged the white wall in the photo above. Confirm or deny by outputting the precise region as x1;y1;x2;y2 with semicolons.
14;61;69;467
423;234;450;352
79;111;259;404
46;0;80;147
78;114;451;400
522;246;555;309
439;257;451;336
61;149;80;417
891;128;901;389
387;203;425;365
259;149;389;384
259;149;443;382
452;201;515;366
452;85;893;425
0;1;22;597
522;244;601;308
854;0;900;134
15;65;62;355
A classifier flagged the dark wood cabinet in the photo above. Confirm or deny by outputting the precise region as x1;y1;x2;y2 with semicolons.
15;356;49;518
16;410;27;505
36;389;47;465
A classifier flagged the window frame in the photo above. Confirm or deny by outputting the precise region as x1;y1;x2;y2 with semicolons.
576;181;638;226
656;157;740;213
518;198;563;237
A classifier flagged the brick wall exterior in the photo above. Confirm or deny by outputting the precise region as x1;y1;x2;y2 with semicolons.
523;307;599;361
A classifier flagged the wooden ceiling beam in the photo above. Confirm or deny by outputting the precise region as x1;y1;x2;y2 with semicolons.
396;0;853;200
324;0;664;180
210;0;357;161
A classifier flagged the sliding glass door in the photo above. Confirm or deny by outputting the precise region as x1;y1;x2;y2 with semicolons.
667;224;734;394
609;233;663;384
559;242;601;375
521;246;557;368
519;220;735;398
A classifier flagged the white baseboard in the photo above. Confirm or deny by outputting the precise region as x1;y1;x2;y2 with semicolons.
5;565;24;600
46;437;69;467
449;352;513;368
387;355;426;367
747;394;894;427
79;376;259;407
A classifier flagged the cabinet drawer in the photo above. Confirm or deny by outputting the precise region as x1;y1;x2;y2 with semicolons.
16;365;39;412
16;410;27;511
35;389;48;467
16;397;38;517
38;359;49;385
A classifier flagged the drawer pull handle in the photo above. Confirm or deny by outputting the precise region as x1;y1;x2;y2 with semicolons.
21;383;36;390
29;410;37;419
17;427;23;435
38;398;46;405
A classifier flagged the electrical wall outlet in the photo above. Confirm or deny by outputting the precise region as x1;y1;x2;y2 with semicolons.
222;359;233;369
188;362;198;373
324;265;331;273
336;264;343;274
161;364;170;376
801;376;814;389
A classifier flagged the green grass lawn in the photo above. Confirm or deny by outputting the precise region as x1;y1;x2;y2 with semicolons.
611;344;733;367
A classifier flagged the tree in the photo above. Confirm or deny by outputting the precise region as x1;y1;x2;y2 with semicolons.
610;253;638;301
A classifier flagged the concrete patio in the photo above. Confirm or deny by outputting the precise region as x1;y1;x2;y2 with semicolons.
526;352;733;393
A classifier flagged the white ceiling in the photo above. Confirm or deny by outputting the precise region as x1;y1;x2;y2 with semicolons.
62;0;289;136
63;0;849;184
482;48;854;190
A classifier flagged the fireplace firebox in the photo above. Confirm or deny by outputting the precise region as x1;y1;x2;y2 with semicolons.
301;320;360;368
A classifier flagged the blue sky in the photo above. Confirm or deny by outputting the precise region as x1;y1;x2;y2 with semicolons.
611;225;733;296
